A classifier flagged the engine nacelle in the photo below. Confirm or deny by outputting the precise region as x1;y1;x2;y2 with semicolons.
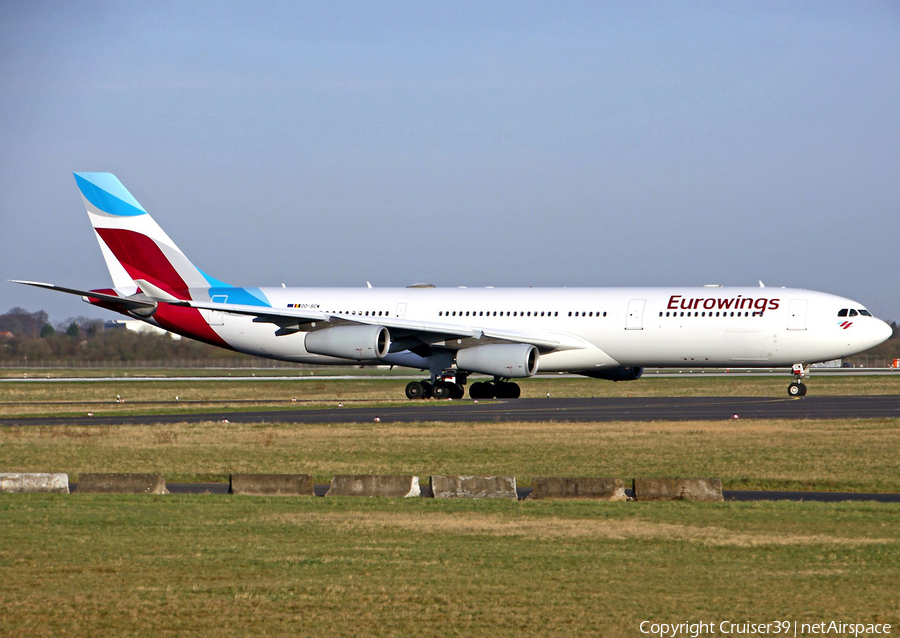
581;366;644;382
305;325;390;360
455;343;539;378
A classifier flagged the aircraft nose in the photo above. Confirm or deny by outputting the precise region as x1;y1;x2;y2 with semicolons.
873;318;893;345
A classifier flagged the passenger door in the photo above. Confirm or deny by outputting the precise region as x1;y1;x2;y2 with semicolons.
787;299;807;331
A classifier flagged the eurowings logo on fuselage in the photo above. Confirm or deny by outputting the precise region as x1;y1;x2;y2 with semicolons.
667;295;781;313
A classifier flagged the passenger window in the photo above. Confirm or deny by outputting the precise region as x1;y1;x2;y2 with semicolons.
849;309;858;317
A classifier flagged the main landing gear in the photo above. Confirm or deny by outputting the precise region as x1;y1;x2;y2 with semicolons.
405;375;464;400
469;379;520;399
404;373;522;400
787;363;809;397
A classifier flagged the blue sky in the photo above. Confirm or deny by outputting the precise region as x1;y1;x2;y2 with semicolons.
2;1;899;321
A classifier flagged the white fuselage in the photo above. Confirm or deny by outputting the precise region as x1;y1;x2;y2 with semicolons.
181;285;891;373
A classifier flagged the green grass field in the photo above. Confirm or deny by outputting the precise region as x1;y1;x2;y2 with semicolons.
2;418;899;492
1;496;897;636
2;374;898;635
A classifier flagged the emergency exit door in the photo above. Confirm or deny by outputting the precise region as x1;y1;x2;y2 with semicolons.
626;299;645;330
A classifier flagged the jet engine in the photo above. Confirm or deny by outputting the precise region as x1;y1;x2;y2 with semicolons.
305;325;390;360
581;366;644;382
455;343;539;378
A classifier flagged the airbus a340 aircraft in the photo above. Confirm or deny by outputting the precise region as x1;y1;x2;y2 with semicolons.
14;173;892;399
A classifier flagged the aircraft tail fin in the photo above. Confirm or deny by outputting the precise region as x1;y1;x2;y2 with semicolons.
74;172;217;299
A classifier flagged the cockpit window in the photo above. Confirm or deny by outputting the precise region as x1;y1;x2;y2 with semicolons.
859;309;872;316
837;309;848;317
848;309;859;317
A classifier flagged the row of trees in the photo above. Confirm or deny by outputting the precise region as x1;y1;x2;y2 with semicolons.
0;308;239;364
2;307;899;366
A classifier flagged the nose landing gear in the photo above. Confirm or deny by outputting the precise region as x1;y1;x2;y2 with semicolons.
788;363;809;397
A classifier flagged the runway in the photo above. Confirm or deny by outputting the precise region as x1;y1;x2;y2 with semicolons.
3;395;900;427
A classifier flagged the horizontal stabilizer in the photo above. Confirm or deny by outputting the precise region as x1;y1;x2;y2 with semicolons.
9;280;157;311
134;279;182;303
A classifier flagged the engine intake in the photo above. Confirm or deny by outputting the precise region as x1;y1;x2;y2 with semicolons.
455;343;539;378
305;325;390;360
580;366;644;382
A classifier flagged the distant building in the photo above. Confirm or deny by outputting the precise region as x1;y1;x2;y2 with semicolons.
104;320;181;340
0;331;13;339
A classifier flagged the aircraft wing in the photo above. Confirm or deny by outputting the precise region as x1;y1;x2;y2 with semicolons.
173;298;571;352
12;279;577;352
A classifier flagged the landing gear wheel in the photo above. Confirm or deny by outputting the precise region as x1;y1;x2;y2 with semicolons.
496;382;521;399
432;382;452;400
787;382;807;397
405;381;426;400
420;381;433;399
470;382;495;399
450;383;465;400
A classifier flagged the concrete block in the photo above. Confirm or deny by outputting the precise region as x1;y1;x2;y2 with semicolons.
528;477;626;501
325;475;421;498
229;473;315;496
0;473;69;494
430;475;517;499
633;478;723;502
76;473;169;494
